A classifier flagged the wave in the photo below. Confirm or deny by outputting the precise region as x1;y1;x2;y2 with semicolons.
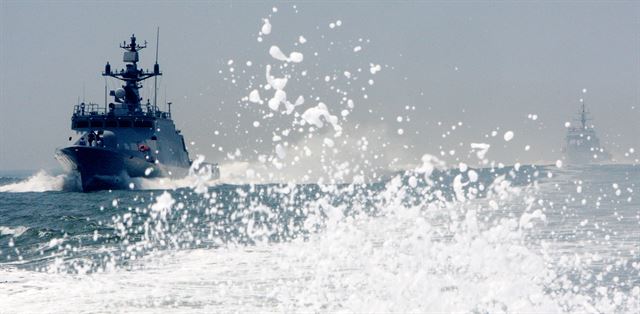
130;175;217;191
0;173;214;193
0;226;29;237
0;159;219;193
0;153;638;312
2;170;638;312
0;171;72;193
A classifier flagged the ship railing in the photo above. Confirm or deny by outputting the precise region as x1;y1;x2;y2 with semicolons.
72;102;171;119
73;103;106;116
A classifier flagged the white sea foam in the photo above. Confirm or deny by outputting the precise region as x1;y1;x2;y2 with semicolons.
2;172;636;312
0;226;29;237
0;169;217;193
0;170;71;192
0;160;222;193
129;176;194;190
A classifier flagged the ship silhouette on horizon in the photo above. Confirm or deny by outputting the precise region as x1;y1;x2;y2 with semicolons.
563;101;611;165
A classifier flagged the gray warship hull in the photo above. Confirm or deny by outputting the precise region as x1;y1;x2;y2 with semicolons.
564;143;611;165
55;34;213;192
56;146;188;191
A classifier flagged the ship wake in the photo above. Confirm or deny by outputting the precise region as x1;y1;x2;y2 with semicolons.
0;171;76;193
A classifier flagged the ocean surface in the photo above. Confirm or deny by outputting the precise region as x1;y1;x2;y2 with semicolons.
0;164;638;313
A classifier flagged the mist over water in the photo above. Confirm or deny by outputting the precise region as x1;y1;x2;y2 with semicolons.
1;5;639;313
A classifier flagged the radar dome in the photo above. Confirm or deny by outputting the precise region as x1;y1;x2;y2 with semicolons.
115;88;126;99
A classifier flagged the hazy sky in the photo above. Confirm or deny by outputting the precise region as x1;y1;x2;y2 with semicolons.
1;1;638;176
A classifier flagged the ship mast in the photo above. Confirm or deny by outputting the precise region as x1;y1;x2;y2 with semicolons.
580;102;587;129
154;27;160;112
577;100;593;130
102;34;162;114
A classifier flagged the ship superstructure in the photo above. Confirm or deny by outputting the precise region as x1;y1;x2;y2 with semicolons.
56;34;200;191
564;102;611;164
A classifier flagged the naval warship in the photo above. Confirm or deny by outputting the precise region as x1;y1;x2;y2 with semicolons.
56;34;216;191
564;102;611;164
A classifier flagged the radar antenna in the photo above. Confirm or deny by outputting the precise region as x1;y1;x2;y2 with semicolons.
120;34;147;52
102;34;162;113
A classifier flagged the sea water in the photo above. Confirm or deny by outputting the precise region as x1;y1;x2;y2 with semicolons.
0;164;638;312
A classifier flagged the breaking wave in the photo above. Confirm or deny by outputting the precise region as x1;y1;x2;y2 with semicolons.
0;157;221;193
0;225;29;237
0;171;71;193
1;164;638;312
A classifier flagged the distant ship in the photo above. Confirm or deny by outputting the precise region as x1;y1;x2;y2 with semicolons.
564;102;611;164
56;33;218;191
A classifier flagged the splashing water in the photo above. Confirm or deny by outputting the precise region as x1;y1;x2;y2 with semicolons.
0;156;220;193
0;171;70;193
1;164;639;312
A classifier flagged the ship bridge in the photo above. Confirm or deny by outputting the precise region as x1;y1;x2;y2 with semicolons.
70;102;172;131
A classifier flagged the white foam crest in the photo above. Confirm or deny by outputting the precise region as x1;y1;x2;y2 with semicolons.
0;226;29;237
0;170;70;192
131;155;219;191
415;154;446;177
3;173;635;312
130;176;193;190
